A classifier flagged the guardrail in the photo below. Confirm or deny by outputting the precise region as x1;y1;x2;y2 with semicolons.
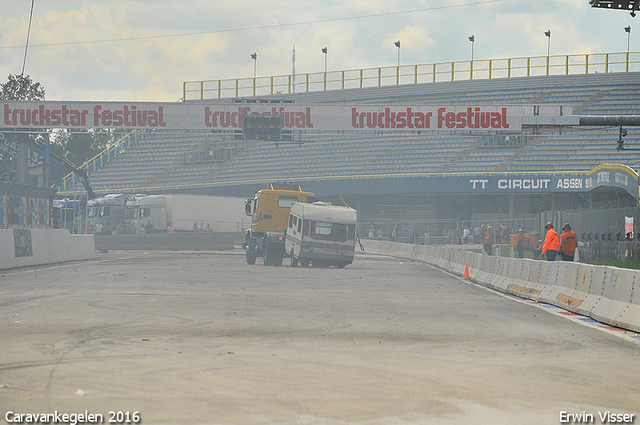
364;240;640;332
183;51;640;100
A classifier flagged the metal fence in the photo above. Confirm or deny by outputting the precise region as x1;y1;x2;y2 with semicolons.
540;205;640;261
358;216;540;246
184;51;640;100
541;206;640;242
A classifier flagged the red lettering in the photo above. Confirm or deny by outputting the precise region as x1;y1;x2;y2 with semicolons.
102;110;112;126
406;108;413;129
3;105;11;125
501;107;509;128
305;107;313;128
352;108;359;128
94;106;102;126
437;108;446;128
445;112;456;128
396;112;406;128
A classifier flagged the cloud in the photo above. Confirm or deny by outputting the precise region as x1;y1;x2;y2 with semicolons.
0;1;635;101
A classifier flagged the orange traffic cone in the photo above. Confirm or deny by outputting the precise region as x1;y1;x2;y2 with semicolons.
462;263;470;280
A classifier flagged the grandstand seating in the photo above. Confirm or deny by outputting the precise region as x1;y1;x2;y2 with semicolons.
58;72;640;195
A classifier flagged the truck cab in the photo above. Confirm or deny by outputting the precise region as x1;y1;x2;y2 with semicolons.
243;183;315;265
87;194;133;235
127;194;168;233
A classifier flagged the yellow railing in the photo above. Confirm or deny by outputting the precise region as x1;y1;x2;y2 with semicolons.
183;51;640;101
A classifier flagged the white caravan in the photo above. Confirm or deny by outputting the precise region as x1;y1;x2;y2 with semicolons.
285;202;358;268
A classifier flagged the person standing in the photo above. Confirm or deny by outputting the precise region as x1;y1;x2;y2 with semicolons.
474;225;481;244
541;222;559;261
145;220;154;234
514;228;526;258
483;225;494;255
407;227;414;244
559;223;577;261
455;225;463;245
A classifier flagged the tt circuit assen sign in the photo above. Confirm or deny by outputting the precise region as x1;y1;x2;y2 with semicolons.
1;101;522;132
300;165;639;200
466;165;639;198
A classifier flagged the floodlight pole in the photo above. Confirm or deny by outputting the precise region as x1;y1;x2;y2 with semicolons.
251;53;257;79
394;41;401;85
251;53;257;96
469;35;475;79
545;30;551;75
625;26;631;72
322;47;328;73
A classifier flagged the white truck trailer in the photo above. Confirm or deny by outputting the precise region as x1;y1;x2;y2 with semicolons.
130;194;247;233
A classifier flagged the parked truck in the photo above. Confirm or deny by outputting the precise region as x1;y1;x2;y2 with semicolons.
87;194;135;235
285;201;358;268
243;183;316;265
88;193;246;234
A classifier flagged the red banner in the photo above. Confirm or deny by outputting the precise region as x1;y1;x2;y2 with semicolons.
1;101;526;131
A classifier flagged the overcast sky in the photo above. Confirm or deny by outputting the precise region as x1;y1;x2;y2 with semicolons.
0;0;636;102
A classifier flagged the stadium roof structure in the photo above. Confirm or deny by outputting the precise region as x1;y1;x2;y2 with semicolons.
589;0;640;16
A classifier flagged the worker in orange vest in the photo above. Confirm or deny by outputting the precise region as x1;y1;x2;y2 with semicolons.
541;222;559;261
483;225;494;255
559;223;577;261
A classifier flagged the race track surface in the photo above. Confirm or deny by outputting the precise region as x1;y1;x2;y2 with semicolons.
1;250;639;425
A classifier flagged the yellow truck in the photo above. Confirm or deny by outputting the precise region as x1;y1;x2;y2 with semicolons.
243;183;316;265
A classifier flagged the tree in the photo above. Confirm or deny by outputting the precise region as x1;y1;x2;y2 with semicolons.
0;74;46;180
0;73;45;101
52;129;116;166
0;74;121;181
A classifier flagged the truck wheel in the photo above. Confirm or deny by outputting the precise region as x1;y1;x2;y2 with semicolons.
262;240;272;266
300;259;310;267
246;249;256;265
272;251;283;266
290;249;298;267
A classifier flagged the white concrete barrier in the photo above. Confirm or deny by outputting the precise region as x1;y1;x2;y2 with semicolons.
0;228;95;270
363;240;640;332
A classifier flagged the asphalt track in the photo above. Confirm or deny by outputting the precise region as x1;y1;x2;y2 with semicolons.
1;250;639;425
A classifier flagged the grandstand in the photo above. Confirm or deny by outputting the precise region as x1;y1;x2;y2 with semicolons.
55;62;640;229
58;72;640;187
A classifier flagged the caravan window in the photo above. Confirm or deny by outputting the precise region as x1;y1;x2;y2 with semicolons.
310;221;348;242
